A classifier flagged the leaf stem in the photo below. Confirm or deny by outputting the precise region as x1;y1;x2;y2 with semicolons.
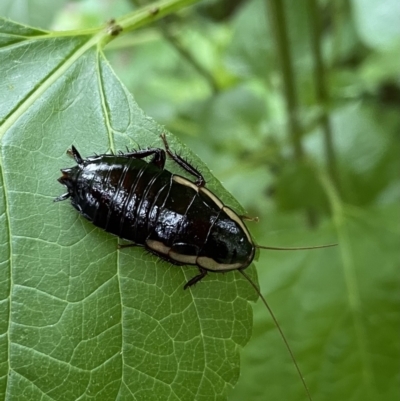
267;0;304;161
126;0;220;93
319;170;374;392
114;0;201;35
307;0;340;193
162;28;220;94
266;0;318;227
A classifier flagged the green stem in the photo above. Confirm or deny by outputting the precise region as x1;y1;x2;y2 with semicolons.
307;0;340;193
267;0;318;226
116;0;218;94
267;0;304;160
117;0;201;34
99;0;201;46
162;28;220;94
319;170;374;393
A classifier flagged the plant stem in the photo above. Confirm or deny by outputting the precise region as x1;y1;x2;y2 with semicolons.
307;0;340;193
267;0;304;161
319;169;374;392
162;28;220;94
117;0;218;94
267;0;318;227
117;0;201;34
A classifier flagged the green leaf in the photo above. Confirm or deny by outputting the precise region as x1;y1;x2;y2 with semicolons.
0;14;257;400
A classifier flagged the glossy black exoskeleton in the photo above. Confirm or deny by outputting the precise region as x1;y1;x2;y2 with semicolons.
55;134;255;288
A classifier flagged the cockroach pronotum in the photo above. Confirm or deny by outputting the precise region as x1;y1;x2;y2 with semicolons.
55;133;335;401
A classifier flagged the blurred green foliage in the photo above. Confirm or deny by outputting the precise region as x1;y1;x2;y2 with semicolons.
2;0;399;400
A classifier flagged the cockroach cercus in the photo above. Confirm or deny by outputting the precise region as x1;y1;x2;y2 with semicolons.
55;133;336;401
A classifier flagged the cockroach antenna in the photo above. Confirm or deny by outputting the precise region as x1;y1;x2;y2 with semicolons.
255;243;337;251
239;243;337;401
239;268;314;401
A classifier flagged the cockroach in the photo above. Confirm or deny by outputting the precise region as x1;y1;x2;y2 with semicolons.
55;133;335;401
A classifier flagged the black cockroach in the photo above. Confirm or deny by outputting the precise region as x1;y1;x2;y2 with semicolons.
55;133;335;401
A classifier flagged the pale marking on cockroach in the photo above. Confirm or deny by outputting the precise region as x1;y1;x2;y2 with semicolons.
169;252;198;265
199;186;224;209
146;239;171;255
197;256;243;272
172;175;198;192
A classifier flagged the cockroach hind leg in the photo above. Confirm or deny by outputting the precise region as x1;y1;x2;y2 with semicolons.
67;146;84;165
184;268;208;290
160;133;206;187
122;147;166;170
54;193;70;202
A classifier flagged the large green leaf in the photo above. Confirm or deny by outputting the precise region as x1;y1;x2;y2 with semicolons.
0;13;257;400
